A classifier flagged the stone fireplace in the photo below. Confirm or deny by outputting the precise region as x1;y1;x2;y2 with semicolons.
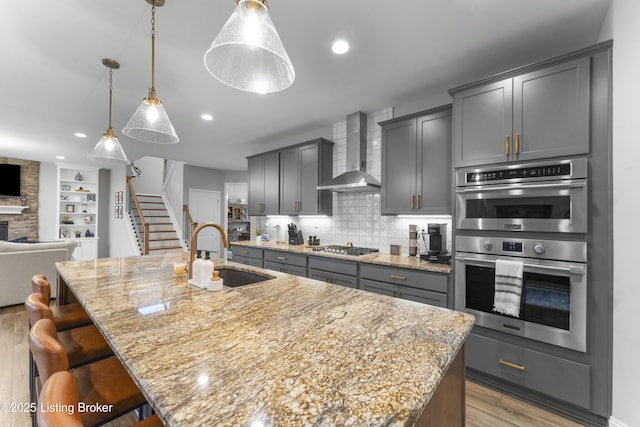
0;157;40;241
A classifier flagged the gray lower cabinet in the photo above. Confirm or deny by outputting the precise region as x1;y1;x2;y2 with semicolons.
380;106;452;215
307;256;358;289
279;138;333;216
231;245;263;268
466;333;590;409
452;56;590;167
247;151;280;216
360;264;448;308
263;250;307;277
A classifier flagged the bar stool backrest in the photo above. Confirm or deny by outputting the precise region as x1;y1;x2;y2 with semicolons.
37;371;83;427
32;274;52;306
24;292;55;327
28;318;70;385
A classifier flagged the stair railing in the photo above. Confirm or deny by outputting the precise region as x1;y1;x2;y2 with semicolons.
182;205;197;249
127;177;150;255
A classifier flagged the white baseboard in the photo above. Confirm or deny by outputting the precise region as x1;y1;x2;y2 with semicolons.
609;416;629;427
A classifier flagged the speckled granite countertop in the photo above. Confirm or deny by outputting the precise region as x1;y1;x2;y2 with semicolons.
231;241;452;274
57;254;473;426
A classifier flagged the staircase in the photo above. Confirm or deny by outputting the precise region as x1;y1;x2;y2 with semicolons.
132;194;184;255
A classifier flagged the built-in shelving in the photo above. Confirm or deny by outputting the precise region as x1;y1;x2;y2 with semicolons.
58;167;99;259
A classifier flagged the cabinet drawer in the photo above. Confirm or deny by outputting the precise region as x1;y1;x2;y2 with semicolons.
465;333;590;409
360;264;448;293
231;246;263;260
308;256;357;276
263;250;307;267
263;261;307;278
233;255;263;268
308;269;358;289
361;279;397;297
399;286;447;308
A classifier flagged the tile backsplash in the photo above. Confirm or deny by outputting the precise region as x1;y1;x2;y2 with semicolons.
253;108;452;255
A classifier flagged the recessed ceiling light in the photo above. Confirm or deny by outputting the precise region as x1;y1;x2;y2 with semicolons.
201;114;214;121
56;156;66;160
332;39;350;55
74;132;87;138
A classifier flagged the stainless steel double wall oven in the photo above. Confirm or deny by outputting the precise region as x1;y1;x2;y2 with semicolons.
455;158;588;352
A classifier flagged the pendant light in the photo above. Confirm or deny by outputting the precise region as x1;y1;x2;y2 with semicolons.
87;59;130;165
123;0;179;144
204;0;295;94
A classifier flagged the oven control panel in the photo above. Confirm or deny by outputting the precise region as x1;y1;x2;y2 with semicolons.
457;235;586;263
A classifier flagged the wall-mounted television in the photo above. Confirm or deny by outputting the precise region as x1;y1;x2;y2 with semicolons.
0;164;21;197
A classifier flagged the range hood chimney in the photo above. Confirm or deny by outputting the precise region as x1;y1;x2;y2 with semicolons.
317;111;381;192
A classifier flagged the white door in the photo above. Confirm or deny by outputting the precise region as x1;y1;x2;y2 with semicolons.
189;189;221;258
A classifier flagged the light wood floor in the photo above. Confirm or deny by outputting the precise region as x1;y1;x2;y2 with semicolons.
1;304;584;427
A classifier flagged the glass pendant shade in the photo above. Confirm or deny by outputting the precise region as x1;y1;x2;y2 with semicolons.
122;95;179;144
204;0;295;94
87;130;130;164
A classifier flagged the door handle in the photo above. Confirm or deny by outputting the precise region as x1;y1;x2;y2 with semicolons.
499;358;525;372
416;194;420;209
505;135;510;156
389;274;407;280
515;133;520;155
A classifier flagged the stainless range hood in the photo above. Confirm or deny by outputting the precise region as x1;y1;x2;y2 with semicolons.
317;111;381;192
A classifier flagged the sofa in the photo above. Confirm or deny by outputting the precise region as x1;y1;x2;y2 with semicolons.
0;239;77;307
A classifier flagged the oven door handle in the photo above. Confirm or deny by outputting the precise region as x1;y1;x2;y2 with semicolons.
456;181;586;193
456;256;586;276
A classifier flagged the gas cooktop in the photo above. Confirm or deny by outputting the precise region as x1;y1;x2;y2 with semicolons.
312;245;379;256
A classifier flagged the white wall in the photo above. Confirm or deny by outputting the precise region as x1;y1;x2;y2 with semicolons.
38;162;58;241
130;156;164;195
107;165;137;257
611;0;640;425
163;161;185;240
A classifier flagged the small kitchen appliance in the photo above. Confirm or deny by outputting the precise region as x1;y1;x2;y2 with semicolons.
287;223;304;245
424;223;451;264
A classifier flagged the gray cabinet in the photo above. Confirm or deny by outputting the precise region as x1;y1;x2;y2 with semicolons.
307;256;358;289
452;57;590;167
360;263;448;308
247;152;279;216
280;138;333;215
231;245;263;268
380;106;452;215
466;333;590;409
263;250;307;277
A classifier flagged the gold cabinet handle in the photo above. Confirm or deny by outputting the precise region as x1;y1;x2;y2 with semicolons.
515;133;520;155
499;358;525;372
389;274;407;280
505;135;510;156
410;195;415;209
392;290;398;297
277;256;287;260
416;194;420;209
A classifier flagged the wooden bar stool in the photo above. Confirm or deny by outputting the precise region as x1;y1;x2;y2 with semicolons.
29;318;149;427
25;293;113;415
31;274;91;331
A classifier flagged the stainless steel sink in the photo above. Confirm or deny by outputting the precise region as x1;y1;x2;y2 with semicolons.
216;267;273;288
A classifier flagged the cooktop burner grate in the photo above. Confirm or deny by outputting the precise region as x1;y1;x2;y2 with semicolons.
312;245;379;256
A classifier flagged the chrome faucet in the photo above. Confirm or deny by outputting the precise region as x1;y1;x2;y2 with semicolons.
188;222;230;280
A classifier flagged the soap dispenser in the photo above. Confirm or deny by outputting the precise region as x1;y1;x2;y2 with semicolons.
200;251;214;288
191;250;204;287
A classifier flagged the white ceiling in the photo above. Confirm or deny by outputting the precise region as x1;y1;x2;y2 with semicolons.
0;0;610;171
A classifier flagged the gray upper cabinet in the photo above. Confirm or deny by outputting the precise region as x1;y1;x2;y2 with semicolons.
248;152;280;216
279;138;333;216
380;106;452;215
452;57;590;167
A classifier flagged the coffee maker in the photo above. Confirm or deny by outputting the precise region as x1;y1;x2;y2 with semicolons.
426;223;451;264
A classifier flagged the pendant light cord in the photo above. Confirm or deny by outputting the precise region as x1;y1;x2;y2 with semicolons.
151;1;156;92
108;68;114;130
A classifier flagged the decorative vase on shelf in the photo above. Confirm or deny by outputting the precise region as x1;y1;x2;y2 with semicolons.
75;172;83;181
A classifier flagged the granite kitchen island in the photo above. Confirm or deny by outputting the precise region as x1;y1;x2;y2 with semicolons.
56;254;474;426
